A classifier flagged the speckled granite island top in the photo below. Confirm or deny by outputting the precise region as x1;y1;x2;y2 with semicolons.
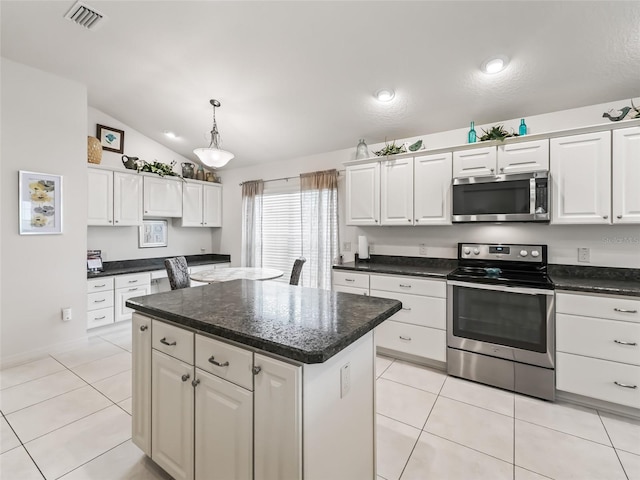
126;279;402;363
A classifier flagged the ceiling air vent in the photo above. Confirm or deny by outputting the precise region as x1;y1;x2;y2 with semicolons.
64;1;106;30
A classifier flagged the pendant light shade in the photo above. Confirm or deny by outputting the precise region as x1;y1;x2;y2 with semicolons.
193;99;234;168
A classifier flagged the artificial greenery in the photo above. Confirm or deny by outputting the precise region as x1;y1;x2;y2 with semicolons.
479;125;519;142
373;140;406;156
138;160;180;177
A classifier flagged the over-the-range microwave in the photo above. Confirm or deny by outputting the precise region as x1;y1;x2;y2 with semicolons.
452;171;549;223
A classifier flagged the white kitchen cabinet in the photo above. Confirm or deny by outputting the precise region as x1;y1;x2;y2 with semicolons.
114;273;151;323
88;168;142;226
551;131;611;224
86;276;115;329
182;181;222;227
254;353;302;480
380;157;413;225
195;368;253;480
144;176;183;218
497;139;549;174
152;350;195;480
345;162;380;226
332;271;369;296
414;152;452;225
613;126;640;224
132;314;151;456
452;146;497;178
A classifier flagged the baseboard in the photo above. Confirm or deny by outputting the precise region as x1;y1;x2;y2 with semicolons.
556;390;640;420
376;347;446;372
0;334;88;369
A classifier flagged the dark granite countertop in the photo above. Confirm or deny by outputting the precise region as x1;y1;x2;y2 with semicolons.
549;264;640;297
126;279;402;364
87;254;231;278
333;255;457;279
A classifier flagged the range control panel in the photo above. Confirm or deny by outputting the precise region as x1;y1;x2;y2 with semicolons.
459;243;545;263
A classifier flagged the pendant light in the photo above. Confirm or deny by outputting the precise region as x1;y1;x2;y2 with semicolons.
193;99;234;168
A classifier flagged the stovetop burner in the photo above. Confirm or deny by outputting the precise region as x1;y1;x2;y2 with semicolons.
447;243;553;289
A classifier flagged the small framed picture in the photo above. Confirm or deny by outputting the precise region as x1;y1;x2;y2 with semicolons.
139;220;168;248
19;171;63;235
97;124;125;153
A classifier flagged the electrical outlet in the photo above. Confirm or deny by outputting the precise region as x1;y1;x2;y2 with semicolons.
340;362;351;398
419;243;427;255
200;247;206;253
578;247;590;263
343;241;351;252
61;307;72;322
369;243;375;253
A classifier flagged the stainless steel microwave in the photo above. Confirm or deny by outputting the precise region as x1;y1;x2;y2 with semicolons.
452;171;549;223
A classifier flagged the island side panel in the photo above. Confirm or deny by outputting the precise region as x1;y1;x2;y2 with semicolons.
302;331;375;480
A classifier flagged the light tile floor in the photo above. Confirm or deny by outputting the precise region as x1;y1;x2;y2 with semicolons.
0;324;637;479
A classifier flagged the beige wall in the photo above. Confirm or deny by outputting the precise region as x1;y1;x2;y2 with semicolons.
1;58;88;363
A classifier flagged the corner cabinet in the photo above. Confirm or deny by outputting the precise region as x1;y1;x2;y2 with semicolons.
414;152;452;225
88;168;143;226
143;176;183;218
182;181;222;227
345;162;380;225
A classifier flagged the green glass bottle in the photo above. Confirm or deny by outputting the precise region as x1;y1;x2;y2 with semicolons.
519;119;527;136
468;121;477;143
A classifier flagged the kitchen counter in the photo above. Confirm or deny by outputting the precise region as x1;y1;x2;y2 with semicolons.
549;264;640;297
87;253;230;278
333;255;457;279
126;279;401;363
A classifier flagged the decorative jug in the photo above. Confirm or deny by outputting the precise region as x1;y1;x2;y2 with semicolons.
122;155;140;169
355;139;370;160
181;162;195;179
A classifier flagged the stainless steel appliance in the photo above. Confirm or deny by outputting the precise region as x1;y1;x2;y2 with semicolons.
447;243;555;400
452;171;549;223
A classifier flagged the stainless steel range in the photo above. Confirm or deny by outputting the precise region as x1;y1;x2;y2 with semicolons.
447;243;555;401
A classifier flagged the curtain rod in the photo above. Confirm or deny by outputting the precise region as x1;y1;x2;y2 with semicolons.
238;169;345;186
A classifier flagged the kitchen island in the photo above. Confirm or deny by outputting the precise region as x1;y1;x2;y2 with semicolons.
126;279;401;480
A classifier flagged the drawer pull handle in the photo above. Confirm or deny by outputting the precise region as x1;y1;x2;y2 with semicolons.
402;307;412;311
614;381;637;389
614;340;637;346
614;308;638;314
128;280;138;283
345;279;355;282
399;335;412;341
94;316;106;320
140;325;148;331
160;337;176;346
94;284;106;288
399;284;412;288
94;299;106;303
208;356;230;367
181;374;190;382
128;288;138;292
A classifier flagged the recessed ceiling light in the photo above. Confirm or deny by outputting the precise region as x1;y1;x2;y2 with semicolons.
374;89;395;102
481;56;509;74
164;131;178;139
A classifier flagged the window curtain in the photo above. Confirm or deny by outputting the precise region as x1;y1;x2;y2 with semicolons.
241;180;264;267
300;169;339;290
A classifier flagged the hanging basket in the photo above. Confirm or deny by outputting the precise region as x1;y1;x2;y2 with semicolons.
87;136;102;164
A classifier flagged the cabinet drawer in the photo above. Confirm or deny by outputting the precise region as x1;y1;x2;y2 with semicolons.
152;320;194;364
333;285;369;296
556;293;640;323
375;321;446;362
370;275;445;298
87;307;114;329
115;272;151;289
87;277;114;293
87;291;113;310
370;290;445;329
195;335;253;390
332;271;369;289
557;314;640;366
556;352;640;409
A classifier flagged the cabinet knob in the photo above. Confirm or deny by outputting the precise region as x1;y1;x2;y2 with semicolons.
415;219;418;222
108;220;112;223
252;366;262;375
374;219;378;223
191;378;201;387
490;168;495;173
115;220;119;223
617;215;623;219
140;325;148;331
603;215;608;219
181;374;190;382
407;219;411;222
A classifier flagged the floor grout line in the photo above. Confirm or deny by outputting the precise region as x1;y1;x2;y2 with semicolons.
597;409;631;480
51;438;132;480
2;383;88;417
514;417;615;449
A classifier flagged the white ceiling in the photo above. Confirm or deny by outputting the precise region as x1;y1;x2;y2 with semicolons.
2;1;639;169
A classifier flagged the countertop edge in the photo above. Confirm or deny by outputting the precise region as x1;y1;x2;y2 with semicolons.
88;257;231;279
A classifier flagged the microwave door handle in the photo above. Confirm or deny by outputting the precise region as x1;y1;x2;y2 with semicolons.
530;178;536;214
447;280;555;296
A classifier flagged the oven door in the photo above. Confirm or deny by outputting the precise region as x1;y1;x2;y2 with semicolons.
447;281;555;368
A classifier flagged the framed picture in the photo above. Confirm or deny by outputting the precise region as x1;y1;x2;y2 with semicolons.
139;220;168;248
19;170;63;235
96;124;125;154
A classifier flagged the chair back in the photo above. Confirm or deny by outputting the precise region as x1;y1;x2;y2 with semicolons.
289;257;306;286
164;256;190;290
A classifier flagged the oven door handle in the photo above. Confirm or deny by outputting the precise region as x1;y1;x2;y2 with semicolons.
447;280;555;296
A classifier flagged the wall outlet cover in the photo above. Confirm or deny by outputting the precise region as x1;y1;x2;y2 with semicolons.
342;242;351;252
578;247;590;263
419;243;427;255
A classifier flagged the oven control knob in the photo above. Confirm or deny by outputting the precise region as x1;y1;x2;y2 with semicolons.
473;248;480;255
520;250;528;257
463;247;471;255
531;250;540;258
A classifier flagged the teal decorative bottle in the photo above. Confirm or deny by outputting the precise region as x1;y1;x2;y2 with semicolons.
519;118;527;136
468;121;477;143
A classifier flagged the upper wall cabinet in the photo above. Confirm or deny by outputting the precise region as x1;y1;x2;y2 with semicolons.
88;168;143;226
414;152;452;226
182;181;222;227
345;162;380;226
453;140;549;178
380;157;413;225
551;131;611;224
143;176;183;218
612;126;640;224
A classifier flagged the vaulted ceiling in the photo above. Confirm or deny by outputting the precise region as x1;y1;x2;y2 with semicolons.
2;1;639;168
